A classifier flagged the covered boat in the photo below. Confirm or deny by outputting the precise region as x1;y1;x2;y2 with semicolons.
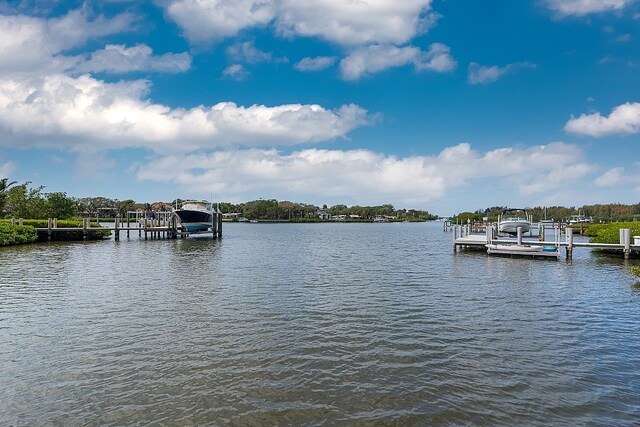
174;200;213;233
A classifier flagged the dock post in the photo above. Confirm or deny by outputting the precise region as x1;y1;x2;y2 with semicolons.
566;227;573;260
18;218;23;226
453;225;457;253
10;217;15;225
217;209;223;238
620;228;631;259
485;224;493;244
47;218;52;241
115;215;120;241
82;217;88;240
539;224;545;242
517;226;523;246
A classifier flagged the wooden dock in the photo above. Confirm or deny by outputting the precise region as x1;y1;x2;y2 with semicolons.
29;212;223;241
452;224;639;260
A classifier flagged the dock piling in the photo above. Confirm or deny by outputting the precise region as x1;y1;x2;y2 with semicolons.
620;228;631;259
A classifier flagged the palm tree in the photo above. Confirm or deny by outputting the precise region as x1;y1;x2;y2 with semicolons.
0;178;18;216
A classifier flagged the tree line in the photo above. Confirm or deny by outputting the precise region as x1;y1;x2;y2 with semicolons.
1;179;437;221
219;199;437;221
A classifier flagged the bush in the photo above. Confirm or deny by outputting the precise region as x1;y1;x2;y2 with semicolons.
587;222;640;244
631;265;640;278
0;223;38;246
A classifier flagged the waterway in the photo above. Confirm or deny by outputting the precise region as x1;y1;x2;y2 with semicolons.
1;222;639;425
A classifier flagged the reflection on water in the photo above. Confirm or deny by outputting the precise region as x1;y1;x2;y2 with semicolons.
1;222;639;425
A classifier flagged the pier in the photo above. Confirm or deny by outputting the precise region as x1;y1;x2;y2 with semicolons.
25;210;223;241
451;224;639;260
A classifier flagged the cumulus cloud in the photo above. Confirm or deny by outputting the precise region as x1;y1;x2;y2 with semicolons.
564;102;640;136
340;43;456;81
294;56;337;72
134;142;594;206
0;73;370;153
160;0;435;46
467;62;536;85
161;0;275;43
544;0;635;16
275;0;435;46
75;44;191;74
0;7;136;73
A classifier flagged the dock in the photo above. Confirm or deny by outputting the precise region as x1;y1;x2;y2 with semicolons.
23;210;223;241
452;224;639;260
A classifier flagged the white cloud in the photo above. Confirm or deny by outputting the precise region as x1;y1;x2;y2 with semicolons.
0;160;16;178
226;41;281;64
595;167;625;186
0;73;370;153
223;64;249;80
294;56;337;72
339;43;455;81
468;62;536;85
75;44;191;74
275;0;435;46
134;142;595;206
159;0;435;46
544;0;635;16
160;0;275;43
564;102;640;136
0;7;135;73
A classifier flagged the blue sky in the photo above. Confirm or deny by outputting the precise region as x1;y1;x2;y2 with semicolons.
0;0;639;215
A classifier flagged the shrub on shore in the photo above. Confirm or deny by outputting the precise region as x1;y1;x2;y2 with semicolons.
0;223;38;246
586;222;640;244
631;265;640;278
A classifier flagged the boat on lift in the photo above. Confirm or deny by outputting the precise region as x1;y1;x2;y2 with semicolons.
174;200;214;233
498;208;532;235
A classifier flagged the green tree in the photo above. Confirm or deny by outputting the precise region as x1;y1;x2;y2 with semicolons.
6;183;47;219
0;178;18;217
46;192;76;219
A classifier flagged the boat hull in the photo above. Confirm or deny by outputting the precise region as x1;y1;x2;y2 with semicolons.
175;209;213;232
498;221;531;234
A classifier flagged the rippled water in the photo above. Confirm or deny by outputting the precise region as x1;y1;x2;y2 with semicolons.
1;222;639;425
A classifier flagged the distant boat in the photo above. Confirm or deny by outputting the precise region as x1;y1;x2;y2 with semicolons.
373;216;389;223
174;200;213;232
568;214;591;225
498;208;531;235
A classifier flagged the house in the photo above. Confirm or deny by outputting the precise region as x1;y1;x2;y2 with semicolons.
317;210;332;220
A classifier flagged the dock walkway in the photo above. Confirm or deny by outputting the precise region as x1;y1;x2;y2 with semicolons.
452;224;639;260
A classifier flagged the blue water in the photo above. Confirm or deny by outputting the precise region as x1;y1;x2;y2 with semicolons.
1;221;639;425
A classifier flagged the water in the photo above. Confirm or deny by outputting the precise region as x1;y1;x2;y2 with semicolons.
1;222;639;425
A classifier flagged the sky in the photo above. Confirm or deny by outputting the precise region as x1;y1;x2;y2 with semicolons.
0;0;639;216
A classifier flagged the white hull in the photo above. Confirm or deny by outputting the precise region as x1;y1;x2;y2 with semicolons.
498;220;531;234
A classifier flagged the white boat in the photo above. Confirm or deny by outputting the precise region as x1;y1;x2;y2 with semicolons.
498;209;531;235
486;243;559;258
568;214;591;224
174;200;214;232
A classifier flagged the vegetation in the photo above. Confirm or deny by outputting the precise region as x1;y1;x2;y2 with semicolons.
0;222;38;246
583;222;640;244
631;265;640;278
220;199;437;221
